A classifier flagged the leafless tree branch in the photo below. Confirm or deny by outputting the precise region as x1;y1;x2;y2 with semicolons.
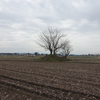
37;27;72;56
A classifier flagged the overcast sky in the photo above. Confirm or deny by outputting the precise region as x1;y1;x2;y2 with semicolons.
0;0;100;54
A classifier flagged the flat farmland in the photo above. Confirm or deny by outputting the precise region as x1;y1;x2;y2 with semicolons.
0;56;100;100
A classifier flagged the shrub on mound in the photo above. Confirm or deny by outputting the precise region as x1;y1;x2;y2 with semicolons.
38;55;71;62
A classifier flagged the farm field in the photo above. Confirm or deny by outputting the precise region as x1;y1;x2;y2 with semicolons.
0;56;100;100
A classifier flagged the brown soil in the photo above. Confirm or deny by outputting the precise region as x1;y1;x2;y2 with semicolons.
0;56;100;100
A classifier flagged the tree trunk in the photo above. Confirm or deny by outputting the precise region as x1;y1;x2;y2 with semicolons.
53;50;56;56
50;50;52;55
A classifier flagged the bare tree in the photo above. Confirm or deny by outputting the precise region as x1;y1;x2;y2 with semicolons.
37;29;53;55
61;40;73;58
38;27;72;56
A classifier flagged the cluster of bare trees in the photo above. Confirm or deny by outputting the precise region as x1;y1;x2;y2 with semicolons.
38;27;73;58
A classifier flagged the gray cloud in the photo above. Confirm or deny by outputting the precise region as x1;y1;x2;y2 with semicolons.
0;0;100;54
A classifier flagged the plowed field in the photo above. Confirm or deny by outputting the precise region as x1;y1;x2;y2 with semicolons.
0;56;100;100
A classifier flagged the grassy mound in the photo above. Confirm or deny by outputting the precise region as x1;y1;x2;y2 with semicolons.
38;55;71;62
